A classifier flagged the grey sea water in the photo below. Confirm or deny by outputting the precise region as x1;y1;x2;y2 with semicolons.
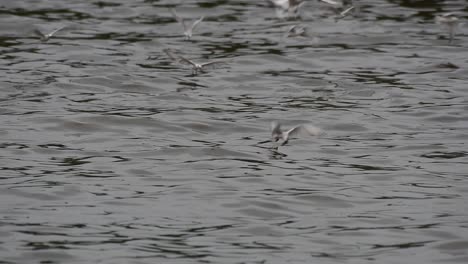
1;0;468;263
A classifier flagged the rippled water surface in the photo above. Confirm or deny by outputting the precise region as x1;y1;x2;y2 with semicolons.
1;0;468;263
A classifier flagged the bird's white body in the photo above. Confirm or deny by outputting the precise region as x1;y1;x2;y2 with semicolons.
271;121;321;146
436;13;460;44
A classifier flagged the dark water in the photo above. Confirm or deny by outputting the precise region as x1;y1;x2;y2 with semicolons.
1;0;468;263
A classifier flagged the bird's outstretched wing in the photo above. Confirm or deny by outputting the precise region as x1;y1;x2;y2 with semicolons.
271;121;282;134
340;6;354;16
200;60;226;69
440;12;456;18
33;29;45;39
267;0;289;10
436;13;459;24
189;16;204;32
164;49;195;65
170;8;186;30
319;0;339;6
286;124;321;138
164;48;181;61
335;6;354;21
290;0;305;8
177;55;198;67
47;26;67;37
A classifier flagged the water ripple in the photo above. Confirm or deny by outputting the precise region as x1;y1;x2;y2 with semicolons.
1;0;468;263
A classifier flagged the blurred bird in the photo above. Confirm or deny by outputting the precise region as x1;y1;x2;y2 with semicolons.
170;8;204;40
435;12;460;44
319;0;340;6
284;24;307;37
33;26;67;42
266;0;306;19
335;5;354;21
271;121;322;146
164;49;226;75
